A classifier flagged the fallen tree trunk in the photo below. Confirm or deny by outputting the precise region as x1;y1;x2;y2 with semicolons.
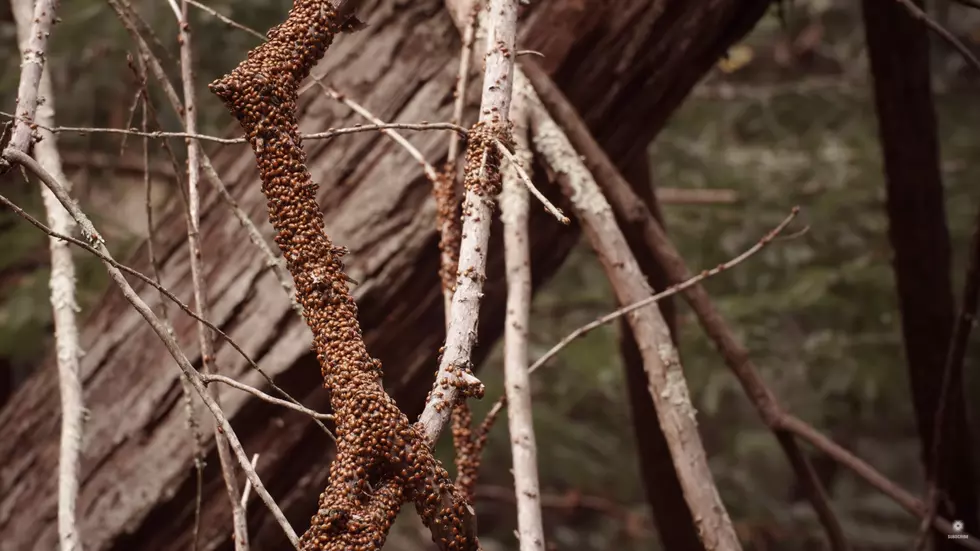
0;1;768;549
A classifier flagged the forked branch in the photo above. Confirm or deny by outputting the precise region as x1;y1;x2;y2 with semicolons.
208;1;479;549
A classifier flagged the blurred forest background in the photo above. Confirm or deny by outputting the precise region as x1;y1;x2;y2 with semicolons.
1;0;979;549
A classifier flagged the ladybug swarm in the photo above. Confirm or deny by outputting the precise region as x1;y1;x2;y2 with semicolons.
209;2;478;550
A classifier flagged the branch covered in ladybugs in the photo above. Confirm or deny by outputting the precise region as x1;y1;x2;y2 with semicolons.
209;0;479;549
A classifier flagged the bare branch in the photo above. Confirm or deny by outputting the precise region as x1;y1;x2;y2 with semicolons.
1;0;57;163
518;57;978;549
0;115;466;145
416;0;521;451
0;149;302;549
494;138;569;224
313;82;440;182
446;0;480;166
186;0;266;40
136;64;206;551
498;93;545;551
514;69;744;549
171;1;249;546
240;454;261;511
201;373;335;422
889;0;980;75
10;0;83;548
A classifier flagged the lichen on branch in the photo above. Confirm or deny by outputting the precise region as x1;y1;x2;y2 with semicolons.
208;1;477;549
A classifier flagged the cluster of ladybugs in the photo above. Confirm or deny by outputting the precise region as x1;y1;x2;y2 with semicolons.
209;1;480;549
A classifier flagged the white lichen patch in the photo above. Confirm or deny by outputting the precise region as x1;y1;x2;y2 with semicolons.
531;117;611;216
517;69;611;217
658;342;699;424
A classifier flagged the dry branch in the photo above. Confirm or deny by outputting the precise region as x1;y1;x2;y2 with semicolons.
2;0;57;162
499;91;546;551
516;70;742;550
136;69;207;550
171;2;249;547
439;1;479;501
9;0;83;548
0;149;302;548
518;58;979;549
201;373;335;422
416;0;520;450
0;118;466;145
106;0;302;315
519;58;850;551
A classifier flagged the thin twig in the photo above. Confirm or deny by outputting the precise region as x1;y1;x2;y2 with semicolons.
890;0;980;75
313;82;441;182
494;138;568;224
186;0;266;40
0;115;466;145
446;0;480;166
478;209;798;450
133;55;206;551
1;149;302;549
10;1;83;548
498;93;546;551
171;1;249;546
118;87;143;155
201;373;335;422
241;454;260;511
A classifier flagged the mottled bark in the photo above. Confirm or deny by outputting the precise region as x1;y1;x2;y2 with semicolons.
0;0;768;549
861;0;980;546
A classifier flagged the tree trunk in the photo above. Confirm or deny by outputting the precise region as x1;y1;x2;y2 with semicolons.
861;0;980;546
0;1;768;549
617;156;705;550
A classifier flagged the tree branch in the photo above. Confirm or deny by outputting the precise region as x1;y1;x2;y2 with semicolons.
0;149;302;549
10;0;83;548
1;0;57;163
499;89;546;551
517;69;742;550
416;0;520;450
208;0;481;547
171;2;249;547
519;57;978;549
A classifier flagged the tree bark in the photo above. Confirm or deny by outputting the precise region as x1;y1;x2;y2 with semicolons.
0;1;768;549
617;156;705;551
861;0;980;546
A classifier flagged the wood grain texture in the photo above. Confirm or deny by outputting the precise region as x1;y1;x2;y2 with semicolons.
0;0;767;549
